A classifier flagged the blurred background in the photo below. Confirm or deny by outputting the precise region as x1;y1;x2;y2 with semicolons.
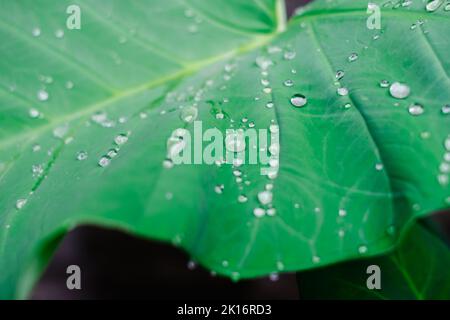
31;0;450;300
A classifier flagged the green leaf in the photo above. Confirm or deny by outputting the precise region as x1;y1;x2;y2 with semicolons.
297;221;450;300
0;0;448;298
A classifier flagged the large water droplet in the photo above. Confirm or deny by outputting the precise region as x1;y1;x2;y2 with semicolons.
389;82;410;99
290;94;307;108
426;0;444;12
257;190;273;205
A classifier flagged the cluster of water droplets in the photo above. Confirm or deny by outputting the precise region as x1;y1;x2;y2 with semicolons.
97;132;130;168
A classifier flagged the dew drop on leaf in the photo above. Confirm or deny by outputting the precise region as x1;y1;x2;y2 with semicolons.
253;207;265;217
114;133;129;145
426;0;444;12
348;53;359;62
335;70;345;80
180;106;198;123
29;108;40;119
408;103;424;116
358;245;368;254
389;82;410;99
76;151;88;161
290;94;307;108
441;104;450;114
98;156;111;168
379;80;390;88
16;199;27;210
37;89;49;101
337;87;349;96
238;195;248;203
284;79;294;87
257;190;273;205
32;27;41;37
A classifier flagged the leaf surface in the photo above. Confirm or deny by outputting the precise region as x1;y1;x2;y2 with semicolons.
0;0;448;298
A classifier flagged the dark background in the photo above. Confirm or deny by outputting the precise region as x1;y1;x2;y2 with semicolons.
31;0;450;300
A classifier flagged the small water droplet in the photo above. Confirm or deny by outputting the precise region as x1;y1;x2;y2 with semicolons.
163;159;174;169
238;195;248;203
225;132;246;152
290;94;307;108
29;108;40;119
389;82;410;99
441;104;450;114
253;207;265;217
337;87;349;96
266;208;276;216
338;209;347;217
214;184;224;194
76;151;88;161
261;79;270;87
32;144;41;152
215;112;224;120
55;29;64;38
53;124;69;139
358;245;368;254
283;50;296;60
269;273;279;281
266;101;274;109
180;106;198;123
379;80;390;88
114;133;129;145
408;103;424;116
98;156;111;168
65;81;74;89
187;260;197;270
255;56;273;70
32;27;41;37
375;163;384;171
343;103;352;109
312;255;321;263
440;162;450;173
16;199;27;210
258;190;273;205
335;70;345;80
348;53;359;62
284;79;294;87
37;89;49;101
263;87;272;94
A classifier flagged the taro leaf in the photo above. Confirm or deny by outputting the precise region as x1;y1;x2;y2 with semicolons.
0;0;449;299
297;221;450;300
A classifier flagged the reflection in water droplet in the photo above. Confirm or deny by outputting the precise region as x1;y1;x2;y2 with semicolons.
290;94;307;108
389;82;410;99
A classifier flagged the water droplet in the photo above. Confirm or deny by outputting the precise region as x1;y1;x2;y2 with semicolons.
225;132;246;152
438;174;448;186
343;103;352;109
65;81;74;89
187;24;198;33
215;112;224;120
263;87;272;94
253;207;265;217
32;27;41;37
284;79;294;87
266;208;276;216
290;94;307;108
32;144;41;152
238;195;248;203
76;151;88;161
163;159;174;169
187;260;197;270
29;108;40;119
269;143;280;155
337;87;349;96
426;0;444;12
107;149;118;158
440;162;450;173
335;70;345;80
441;104;450;114
180;106;198;123
358;245;368;254
338;209;347;217
37;89;49;101
266;102;274;109
257;190;273;205
265;183;274;191
114;133;129;145
53;124;69;139
283;50;296;60
261;79;270;87
255;56;273;70
445;2;450;11
375;163;384;171
214;184;224;194
408;103;424;116
312;255;321;263
55;29;64;38
32;164;43;178
269;124;279;133
276;261;285;271
410;23;417;30
445;137;450;151
231;272;240;282
16;199;27;210
98;156;111;168
389;82;410;99
269;273;279;281
222;260;229;268
379;80;390;88
348;53;359;62
444;152;450;162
